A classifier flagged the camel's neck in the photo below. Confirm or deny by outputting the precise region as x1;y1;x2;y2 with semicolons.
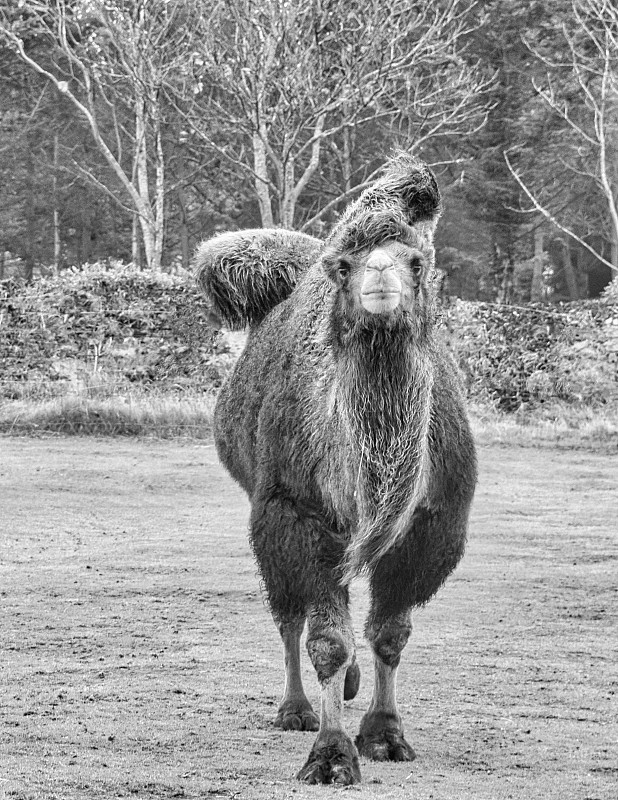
336;324;433;500
333;321;435;578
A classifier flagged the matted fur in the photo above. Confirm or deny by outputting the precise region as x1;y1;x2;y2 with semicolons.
334;326;435;584
193;228;321;330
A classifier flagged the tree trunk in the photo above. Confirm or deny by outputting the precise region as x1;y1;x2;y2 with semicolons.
280;114;326;229
132;212;141;268
152;109;165;270
281;157;296;229
177;186;190;271
341;108;355;212
80;207;92;265
342;126;353;210
131;150;141;268
24;142;35;282
498;249;515;303
253;129;274;227
562;241;579;301
139;218;157;270
134;90;161;270
603;88;618;273
500;261;512;303
52;133;61;275
174;144;190;270
530;224;544;302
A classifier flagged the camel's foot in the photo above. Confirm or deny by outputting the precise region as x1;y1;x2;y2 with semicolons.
274;698;319;732
356;711;416;762
297;730;361;785
344;659;361;701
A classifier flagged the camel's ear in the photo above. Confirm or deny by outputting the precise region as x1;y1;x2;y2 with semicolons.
193;229;322;330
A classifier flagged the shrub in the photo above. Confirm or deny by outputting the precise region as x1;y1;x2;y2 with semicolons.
2;263;617;415
0;262;229;400
443;296;618;411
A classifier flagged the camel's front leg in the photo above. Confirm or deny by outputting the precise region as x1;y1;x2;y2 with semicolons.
296;603;361;785
274;618;319;731
356;609;416;761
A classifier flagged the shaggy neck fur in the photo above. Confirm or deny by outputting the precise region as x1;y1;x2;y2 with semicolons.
329;308;435;583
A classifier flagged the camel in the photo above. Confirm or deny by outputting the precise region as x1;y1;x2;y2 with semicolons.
194;155;477;785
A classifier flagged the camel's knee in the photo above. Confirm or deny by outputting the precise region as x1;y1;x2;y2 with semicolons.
306;631;352;683
366;617;412;668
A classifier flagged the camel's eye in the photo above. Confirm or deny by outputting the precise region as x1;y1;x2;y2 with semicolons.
410;256;423;275
338;259;351;280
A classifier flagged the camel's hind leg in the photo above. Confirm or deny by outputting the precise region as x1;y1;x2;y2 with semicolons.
274;618;319;731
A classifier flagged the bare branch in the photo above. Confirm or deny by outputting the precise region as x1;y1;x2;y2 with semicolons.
186;0;492;227
504;150;617;273
300;166;385;232
518;0;618;270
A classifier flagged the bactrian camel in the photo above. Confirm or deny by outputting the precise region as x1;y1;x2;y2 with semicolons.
194;154;477;785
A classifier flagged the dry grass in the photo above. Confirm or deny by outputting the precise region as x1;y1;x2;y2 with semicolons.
1;386;616;450
0;390;217;437
470;402;618;451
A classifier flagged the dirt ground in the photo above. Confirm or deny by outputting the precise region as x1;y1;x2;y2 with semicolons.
1;436;616;800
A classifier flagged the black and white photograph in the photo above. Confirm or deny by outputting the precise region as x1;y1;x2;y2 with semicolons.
1;1;616;798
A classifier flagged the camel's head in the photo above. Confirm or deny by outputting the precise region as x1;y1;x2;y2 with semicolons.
323;154;441;333
324;237;434;320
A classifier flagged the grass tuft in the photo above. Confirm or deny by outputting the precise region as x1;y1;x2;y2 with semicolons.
0;391;217;438
470;402;618;451
2;390;616;451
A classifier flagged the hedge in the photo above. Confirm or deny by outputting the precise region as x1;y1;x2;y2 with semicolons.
444;292;618;410
0;263;226;398
1;263;617;411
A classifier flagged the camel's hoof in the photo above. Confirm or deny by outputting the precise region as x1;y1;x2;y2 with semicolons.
344;659;361;701
275;701;319;732
356;711;416;762
297;731;361;785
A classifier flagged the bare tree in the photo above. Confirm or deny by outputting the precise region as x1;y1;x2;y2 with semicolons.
186;0;492;230
505;0;618;274
0;0;205;270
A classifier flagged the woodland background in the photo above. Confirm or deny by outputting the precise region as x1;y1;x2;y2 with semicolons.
0;0;617;436
1;0;617;300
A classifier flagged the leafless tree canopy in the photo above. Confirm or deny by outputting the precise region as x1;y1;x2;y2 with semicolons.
187;0;491;229
506;0;618;272
1;0;615;298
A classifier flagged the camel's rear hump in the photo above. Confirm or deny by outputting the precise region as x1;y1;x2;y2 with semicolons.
194;228;321;330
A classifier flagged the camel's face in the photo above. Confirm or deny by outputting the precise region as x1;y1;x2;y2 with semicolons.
329;240;427;317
